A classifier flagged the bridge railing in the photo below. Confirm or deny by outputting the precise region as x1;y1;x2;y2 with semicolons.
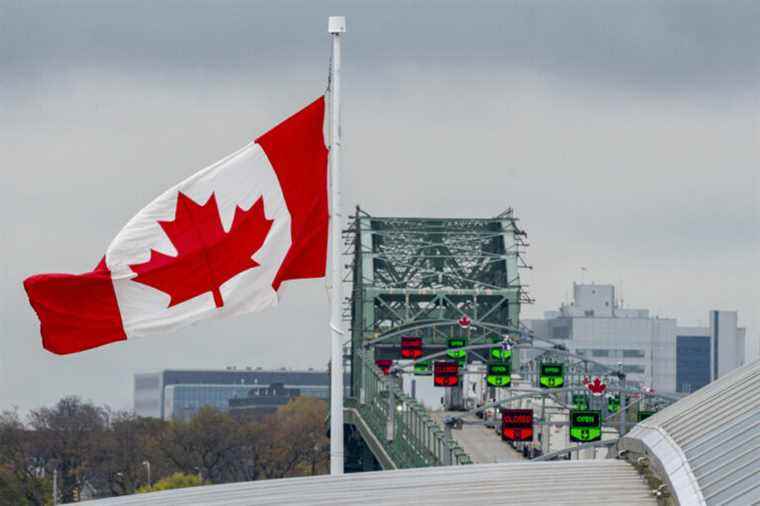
353;353;472;468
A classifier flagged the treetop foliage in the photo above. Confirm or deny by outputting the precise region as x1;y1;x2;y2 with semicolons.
0;395;329;504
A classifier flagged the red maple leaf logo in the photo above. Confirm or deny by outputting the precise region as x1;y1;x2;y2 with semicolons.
129;192;273;309
586;377;607;396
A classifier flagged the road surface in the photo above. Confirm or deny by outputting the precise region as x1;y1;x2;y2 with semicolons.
432;411;524;464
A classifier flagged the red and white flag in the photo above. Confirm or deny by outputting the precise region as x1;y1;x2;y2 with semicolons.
24;97;328;354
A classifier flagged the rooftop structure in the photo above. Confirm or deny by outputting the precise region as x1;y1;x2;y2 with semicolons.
621;357;760;505
83;460;656;505
524;283;747;393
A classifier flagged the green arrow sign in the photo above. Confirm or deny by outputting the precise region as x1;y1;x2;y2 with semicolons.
486;362;511;388
414;360;432;376
570;410;602;443
539;363;565;389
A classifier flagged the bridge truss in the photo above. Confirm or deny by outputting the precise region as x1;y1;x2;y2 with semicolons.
343;207;531;469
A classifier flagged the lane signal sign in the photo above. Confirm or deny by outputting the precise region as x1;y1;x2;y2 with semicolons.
434;360;459;387
572;393;589;411
375;359;392;376
539;363;565;389
447;337;468;366
501;408;533;442
608;395;621;414
486;362;511;387
490;335;512;362
400;336;424;359
413;360;432;376
569;410;602;443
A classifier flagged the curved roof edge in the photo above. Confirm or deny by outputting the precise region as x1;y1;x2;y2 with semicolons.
620;424;704;505
620;358;760;506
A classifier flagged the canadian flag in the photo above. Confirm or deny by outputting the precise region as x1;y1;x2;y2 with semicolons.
24;97;328;354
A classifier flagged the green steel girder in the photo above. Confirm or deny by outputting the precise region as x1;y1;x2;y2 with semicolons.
344;207;530;469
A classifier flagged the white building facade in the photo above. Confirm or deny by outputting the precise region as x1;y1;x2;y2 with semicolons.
524;283;747;394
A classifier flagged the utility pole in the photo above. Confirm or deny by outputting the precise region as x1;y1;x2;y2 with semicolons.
619;373;627;436
541;395;549;454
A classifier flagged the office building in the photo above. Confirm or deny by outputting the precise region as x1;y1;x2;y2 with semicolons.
524;283;747;393
228;382;300;419
134;368;330;420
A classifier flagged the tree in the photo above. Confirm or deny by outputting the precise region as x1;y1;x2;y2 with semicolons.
90;412;172;497
0;394;330;503
0;409;51;506
27;396;108;503
136;472;205;494
158;407;245;484
256;397;329;479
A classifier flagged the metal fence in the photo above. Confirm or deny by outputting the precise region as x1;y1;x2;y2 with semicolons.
353;353;471;468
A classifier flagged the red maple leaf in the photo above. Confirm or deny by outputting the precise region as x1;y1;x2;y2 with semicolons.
129;192;273;309
586;377;607;396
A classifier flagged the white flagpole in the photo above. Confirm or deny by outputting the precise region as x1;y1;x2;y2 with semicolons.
328;15;346;476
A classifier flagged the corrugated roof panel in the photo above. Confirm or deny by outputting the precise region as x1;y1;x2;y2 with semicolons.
624;358;760;506
85;460;655;505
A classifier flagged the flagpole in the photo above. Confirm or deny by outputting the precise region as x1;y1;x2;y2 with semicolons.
328;15;346;476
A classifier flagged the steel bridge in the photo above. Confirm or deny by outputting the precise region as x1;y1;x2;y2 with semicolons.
342;208;531;470
340;208;676;472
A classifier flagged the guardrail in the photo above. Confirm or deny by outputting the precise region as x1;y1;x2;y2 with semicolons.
531;439;619;461
349;353;472;468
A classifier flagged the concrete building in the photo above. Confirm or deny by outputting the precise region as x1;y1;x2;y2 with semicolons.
133;368;330;420
524;283;746;394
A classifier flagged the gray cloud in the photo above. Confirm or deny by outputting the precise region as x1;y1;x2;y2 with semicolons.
2;1;759;93
1;1;758;413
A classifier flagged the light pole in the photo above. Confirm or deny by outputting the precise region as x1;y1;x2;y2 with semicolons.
52;469;58;506
142;460;151;487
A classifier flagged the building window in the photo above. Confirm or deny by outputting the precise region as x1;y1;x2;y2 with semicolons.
676;336;710;393
622;365;645;374
592;349;609;358
584;310;595;317
551;325;570;340
622;349;645;358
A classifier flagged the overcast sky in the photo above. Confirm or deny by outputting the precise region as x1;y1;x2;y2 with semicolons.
1;0;758;413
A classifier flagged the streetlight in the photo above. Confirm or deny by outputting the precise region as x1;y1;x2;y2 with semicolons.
142;461;151;486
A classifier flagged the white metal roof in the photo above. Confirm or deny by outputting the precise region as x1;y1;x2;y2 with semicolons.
86;460;655;505
622;358;760;505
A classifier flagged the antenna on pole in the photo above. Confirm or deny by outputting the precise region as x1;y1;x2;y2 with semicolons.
327;15;346;476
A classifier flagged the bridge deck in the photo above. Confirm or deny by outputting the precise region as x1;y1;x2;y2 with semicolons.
431;411;524;464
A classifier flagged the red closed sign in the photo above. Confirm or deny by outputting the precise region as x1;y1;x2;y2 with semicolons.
433;360;459;387
501;408;533;442
400;336;424;359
